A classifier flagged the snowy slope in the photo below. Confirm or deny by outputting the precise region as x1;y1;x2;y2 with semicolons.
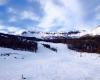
89;25;100;35
0;42;100;80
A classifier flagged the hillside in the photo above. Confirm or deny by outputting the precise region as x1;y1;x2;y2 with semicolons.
0;42;100;80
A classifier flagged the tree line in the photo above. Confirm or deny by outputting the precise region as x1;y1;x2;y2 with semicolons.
0;33;38;52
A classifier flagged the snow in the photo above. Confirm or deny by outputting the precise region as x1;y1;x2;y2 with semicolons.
0;42;100;80
68;30;89;38
21;31;68;39
68;25;100;37
80;25;100;36
89;25;100;35
21;30;90;39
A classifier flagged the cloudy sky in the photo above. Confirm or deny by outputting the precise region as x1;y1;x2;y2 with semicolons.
0;0;100;32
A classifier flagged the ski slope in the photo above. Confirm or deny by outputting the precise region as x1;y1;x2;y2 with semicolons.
0;42;100;80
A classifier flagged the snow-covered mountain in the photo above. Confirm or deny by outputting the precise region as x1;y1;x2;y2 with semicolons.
20;25;100;38
74;25;100;36
1;25;100;39
0;26;97;40
89;25;100;35
21;30;85;39
21;31;68;39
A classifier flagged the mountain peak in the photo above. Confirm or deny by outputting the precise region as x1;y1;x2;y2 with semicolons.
90;25;100;35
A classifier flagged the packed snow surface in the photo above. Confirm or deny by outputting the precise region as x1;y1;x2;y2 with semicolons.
0;42;100;80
